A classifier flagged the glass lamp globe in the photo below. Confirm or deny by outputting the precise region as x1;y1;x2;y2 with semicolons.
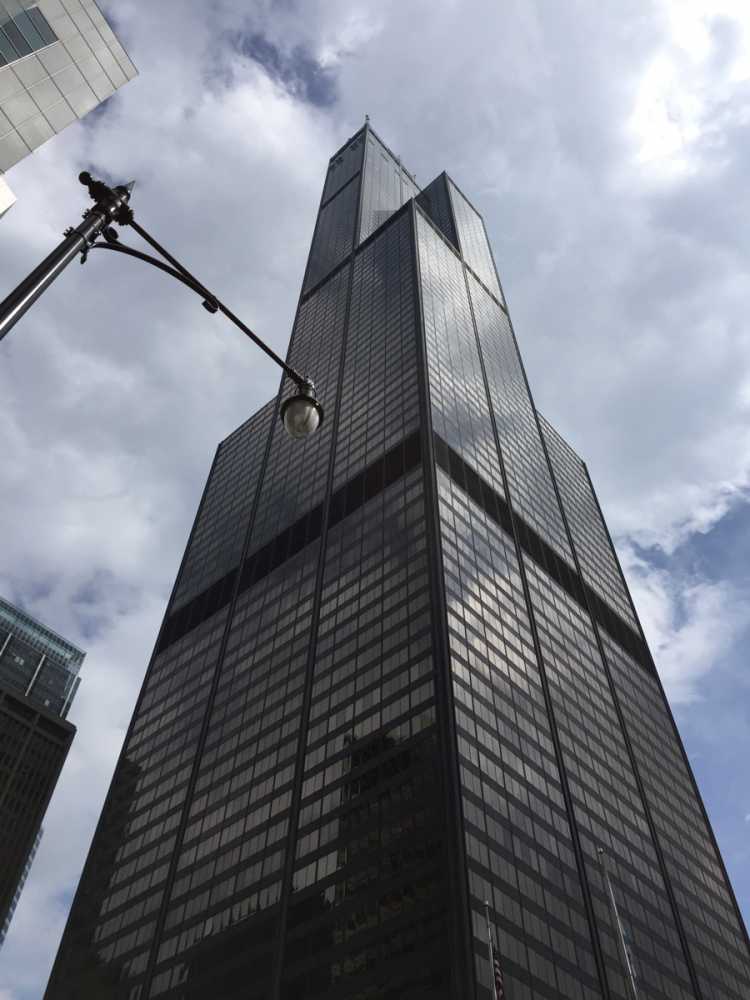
280;382;324;439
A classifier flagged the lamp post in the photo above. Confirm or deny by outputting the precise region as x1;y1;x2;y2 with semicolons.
0;172;323;439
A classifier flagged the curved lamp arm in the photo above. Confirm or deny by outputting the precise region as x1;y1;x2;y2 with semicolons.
0;171;325;436
83;204;308;391
85;239;218;306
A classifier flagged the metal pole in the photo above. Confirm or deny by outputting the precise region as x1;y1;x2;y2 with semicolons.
0;218;99;342
598;848;640;999
25;653;46;698
0;178;133;344
484;900;496;999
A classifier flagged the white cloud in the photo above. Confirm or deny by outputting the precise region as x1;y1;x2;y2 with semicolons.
621;545;749;704
316;7;385;67
628;2;750;177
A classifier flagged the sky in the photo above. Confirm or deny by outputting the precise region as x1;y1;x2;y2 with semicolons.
1;0;749;994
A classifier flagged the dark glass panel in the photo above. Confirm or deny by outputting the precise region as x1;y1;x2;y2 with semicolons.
416;173;457;249
27;7;58;46
46;608;229;999
358;129;418;242
322;132;364;203
468;272;574;565
170;402;275;612
417;208;505;496
303;178;359;293
149;540;321;996
10;10;45;51
0;7;57;65
333;209;419;490
436;469;605;1000
447;178;503;302
0;21;31;59
524;559;697;1000
539;414;638;628
0;690;73;936
282;466;452;995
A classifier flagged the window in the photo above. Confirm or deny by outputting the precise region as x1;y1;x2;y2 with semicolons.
0;7;57;67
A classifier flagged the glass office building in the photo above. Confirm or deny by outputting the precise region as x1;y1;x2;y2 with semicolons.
0;595;84;943
0;824;42;948
47;125;750;1000
0;0;136;215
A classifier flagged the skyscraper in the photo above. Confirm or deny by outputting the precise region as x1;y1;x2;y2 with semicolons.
47;124;750;1000
0;595;84;943
1;824;42;948
0;0;137;217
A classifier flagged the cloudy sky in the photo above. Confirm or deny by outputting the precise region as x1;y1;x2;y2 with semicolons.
1;0;749;994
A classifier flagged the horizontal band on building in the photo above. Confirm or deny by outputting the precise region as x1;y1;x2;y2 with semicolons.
155;431;423;655
155;431;651;675
431;435;654;675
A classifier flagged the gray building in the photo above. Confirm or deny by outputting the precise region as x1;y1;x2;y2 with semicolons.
0;596;84;944
0;0;136;216
47;125;750;1000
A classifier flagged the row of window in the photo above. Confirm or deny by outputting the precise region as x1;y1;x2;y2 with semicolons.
0;5;56;67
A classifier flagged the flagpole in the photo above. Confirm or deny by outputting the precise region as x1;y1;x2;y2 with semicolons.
484;900;495;995
598;848;640;1000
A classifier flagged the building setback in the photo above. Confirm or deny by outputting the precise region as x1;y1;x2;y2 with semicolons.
46;124;750;1000
0;0;137;216
0;596;84;942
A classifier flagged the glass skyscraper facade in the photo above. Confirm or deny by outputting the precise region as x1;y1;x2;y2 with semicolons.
0;595;84;943
0;0;136;215
1;824;42;948
46;125;750;1000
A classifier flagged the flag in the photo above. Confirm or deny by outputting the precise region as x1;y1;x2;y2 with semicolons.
485;900;506;1000
492;950;505;1000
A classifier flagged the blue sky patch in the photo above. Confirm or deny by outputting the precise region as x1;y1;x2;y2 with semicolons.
233;30;337;107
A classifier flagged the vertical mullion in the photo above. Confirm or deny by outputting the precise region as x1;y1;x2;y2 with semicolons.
409;199;478;1000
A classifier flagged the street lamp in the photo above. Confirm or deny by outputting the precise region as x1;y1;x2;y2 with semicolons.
280;381;324;439
0;172;323;439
